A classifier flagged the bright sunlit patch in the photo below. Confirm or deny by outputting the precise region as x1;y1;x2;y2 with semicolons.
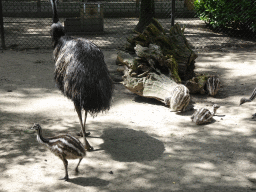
0;88;73;114
182;162;221;184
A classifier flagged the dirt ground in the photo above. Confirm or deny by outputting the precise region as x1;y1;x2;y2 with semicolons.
1;46;256;192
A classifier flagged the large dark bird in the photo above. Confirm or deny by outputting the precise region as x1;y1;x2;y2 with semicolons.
50;0;113;151
31;123;86;181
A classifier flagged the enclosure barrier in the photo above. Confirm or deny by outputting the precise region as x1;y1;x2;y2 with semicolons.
0;0;255;50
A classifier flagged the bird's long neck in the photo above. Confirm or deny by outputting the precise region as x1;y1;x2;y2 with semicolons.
212;107;217;116
212;106;219;116
249;87;256;101
244;98;252;103
36;128;49;145
50;0;59;23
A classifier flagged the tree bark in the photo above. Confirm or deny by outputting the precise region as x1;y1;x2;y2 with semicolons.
117;22;198;109
126;22;197;81
135;0;155;33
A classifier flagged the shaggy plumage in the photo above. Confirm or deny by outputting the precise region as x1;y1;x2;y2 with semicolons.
50;0;113;150
53;36;113;114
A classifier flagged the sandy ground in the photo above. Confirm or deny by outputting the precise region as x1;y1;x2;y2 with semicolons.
1;46;256;192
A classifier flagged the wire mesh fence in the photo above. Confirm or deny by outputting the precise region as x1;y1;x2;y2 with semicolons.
0;0;255;51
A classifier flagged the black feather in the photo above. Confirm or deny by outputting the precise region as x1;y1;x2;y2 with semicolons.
50;1;113;116
53;37;113;115
51;23;65;47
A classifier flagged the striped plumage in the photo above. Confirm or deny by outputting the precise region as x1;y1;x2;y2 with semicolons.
191;104;220;125
206;76;220;96
50;0;113;150
240;87;256;118
31;123;86;181
165;85;190;112
240;87;256;106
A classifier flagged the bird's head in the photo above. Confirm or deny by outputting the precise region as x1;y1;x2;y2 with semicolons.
240;98;250;106
31;123;41;131
212;104;220;115
212;104;220;109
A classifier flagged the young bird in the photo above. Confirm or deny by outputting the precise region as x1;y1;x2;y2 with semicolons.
240;87;256;118
206;76;220;96
240;87;256;106
191;104;220;125
31;123;86;181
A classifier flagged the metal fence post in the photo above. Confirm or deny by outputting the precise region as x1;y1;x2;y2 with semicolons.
37;0;41;14
0;0;5;49
171;0;175;26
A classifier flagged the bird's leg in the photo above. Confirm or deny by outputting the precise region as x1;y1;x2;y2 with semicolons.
75;105;90;137
75;105;93;151
75;157;83;174
59;157;69;181
83;110;87;134
82;110;93;151
83;110;90;136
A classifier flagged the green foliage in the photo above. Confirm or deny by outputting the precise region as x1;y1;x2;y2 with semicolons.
194;0;256;32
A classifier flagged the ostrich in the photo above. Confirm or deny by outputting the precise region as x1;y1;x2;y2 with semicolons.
49;0;113;151
240;87;256;118
31;123;86;181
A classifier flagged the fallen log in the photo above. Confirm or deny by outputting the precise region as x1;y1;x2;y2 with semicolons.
116;21;199;111
122;70;191;112
125;20;197;81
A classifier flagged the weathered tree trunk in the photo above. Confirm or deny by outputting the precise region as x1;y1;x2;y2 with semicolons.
135;0;155;33
122;69;179;103
117;44;181;101
117;44;191;111
117;21;197;111
126;21;197;81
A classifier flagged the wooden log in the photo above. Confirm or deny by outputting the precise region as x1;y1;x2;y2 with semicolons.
125;22;197;81
116;21;198;111
122;71;177;101
122;70;190;112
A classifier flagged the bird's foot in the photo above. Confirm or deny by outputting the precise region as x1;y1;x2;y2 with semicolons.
77;131;90;137
75;168;79;175
59;175;69;181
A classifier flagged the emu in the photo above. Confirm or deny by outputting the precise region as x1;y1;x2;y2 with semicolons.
206;76;220;97
50;0;113;151
240;87;256;118
31;123;86;181
191;104;220;125
240;87;256;106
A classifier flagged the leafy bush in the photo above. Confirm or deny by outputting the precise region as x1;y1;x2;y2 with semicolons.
194;0;256;33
